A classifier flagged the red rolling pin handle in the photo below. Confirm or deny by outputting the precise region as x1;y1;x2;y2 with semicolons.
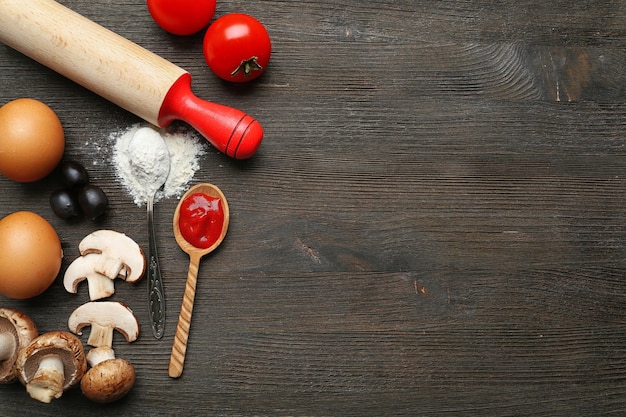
159;74;263;160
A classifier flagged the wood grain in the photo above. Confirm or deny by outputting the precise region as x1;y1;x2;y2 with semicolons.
0;0;625;415
167;252;200;379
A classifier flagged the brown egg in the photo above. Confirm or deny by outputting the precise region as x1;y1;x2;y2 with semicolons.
0;98;65;182
0;211;63;299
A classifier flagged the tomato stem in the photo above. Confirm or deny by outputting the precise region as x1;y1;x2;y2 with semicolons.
231;56;263;78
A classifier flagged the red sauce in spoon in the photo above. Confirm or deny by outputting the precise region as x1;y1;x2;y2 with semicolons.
178;192;224;249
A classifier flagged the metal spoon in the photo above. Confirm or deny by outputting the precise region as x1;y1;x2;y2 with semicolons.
128;127;171;339
169;183;229;378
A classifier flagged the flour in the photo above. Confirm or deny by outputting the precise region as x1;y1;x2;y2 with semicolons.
126;127;170;197
111;124;206;206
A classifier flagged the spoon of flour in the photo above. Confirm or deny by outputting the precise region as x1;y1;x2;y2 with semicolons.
128;126;171;339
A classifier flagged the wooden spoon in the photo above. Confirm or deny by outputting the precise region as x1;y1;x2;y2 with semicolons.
168;183;229;378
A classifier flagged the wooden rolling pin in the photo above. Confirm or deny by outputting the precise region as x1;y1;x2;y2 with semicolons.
0;0;263;159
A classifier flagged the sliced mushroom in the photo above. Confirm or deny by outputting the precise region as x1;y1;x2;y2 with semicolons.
16;331;86;403
67;301;139;366
67;301;139;404
0;308;38;384
63;253;115;300
78;230;145;282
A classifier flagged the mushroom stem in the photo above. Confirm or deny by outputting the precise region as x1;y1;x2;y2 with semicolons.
0;332;16;360
86;275;115;300
25;354;65;403
86;346;115;367
86;322;113;348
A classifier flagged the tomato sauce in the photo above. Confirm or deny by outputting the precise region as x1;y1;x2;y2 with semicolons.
178;192;224;249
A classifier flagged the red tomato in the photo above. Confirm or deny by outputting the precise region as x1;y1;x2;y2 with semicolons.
147;0;216;36
203;13;272;82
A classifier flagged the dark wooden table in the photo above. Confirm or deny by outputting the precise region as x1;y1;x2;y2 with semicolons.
1;0;625;415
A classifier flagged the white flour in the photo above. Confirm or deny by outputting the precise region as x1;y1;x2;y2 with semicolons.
126;127;170;196
111;124;206;206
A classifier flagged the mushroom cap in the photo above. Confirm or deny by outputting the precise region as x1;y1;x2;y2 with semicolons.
78;230;145;282
16;331;87;390
0;308;38;384
81;358;135;403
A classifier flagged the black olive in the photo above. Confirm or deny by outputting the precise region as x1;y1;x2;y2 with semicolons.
50;189;81;220
59;160;90;189
78;184;109;220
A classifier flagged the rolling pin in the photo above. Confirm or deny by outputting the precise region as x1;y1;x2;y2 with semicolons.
0;0;263;159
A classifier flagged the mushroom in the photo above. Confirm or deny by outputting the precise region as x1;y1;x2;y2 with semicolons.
78;230;145;283
16;331;86;403
0;308;38;384
63;253;115;300
68;301;139;403
68;301;139;361
80;357;136;403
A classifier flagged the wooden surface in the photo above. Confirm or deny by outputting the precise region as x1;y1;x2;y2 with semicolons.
1;0;625;415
